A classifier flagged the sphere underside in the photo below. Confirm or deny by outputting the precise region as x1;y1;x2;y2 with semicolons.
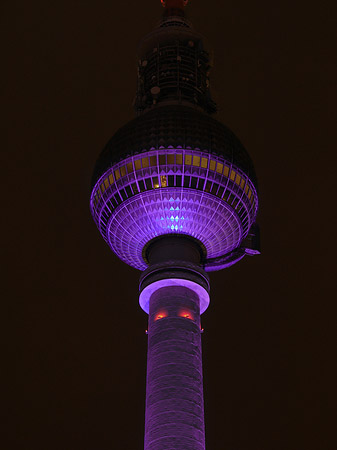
90;148;258;270
108;189;241;270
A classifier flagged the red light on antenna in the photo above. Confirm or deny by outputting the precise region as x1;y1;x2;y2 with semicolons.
161;0;188;8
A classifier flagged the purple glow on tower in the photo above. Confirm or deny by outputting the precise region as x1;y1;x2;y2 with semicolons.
145;285;205;450
90;2;259;448
90;149;258;270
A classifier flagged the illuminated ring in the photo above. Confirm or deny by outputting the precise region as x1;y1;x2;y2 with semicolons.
139;278;210;315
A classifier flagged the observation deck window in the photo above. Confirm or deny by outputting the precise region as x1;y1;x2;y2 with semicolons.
167;154;175;164
193;155;200;167
114;169;120;180
176;154;183;164
160;175;167;187
142;157;149;168
135;159;141;170
230;169;236;181
150;156;157;166
109;173;114;185
127;162;133;173
153;176;159;188
185;154;192;165
190;177;198;188
125;185;132;197
145;178;152;190
209;160;216;171
201;157;208;168
120;166;126;177
104;178;109;189
138;179;146;192
216;162;223;174
223;166;229;177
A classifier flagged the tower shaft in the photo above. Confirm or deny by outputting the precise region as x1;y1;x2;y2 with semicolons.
140;236;209;450
145;285;205;450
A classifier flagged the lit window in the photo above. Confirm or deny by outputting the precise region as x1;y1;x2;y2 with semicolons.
159;155;166;165
109;173;114;184
100;182;105;193
240;178;245;189
135;159;141;170
153;176;159;188
185;154;192;165
150;155;157;166
167;154;175;164
235;174;241;185
201;157;208;168
248;189;252;199
114;169;120;180
160;175;167;187
230;170;236;181
142;157;149;168
209;160;216;171
127;162;133;173
176;154;183;164
193;155;200;167
216;162;223;174
120;166;126;177
223;166;229;177
245;184;249;194
104;178;109;189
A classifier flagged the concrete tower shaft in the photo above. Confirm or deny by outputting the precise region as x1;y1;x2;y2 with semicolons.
141;236;208;450
145;285;205;450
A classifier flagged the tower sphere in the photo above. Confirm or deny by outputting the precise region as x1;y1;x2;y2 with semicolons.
90;8;259;272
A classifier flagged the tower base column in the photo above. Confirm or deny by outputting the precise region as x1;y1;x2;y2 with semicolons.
144;284;205;450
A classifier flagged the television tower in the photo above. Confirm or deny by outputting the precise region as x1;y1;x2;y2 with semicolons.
90;1;260;449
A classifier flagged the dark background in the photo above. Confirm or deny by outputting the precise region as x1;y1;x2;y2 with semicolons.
2;0;336;449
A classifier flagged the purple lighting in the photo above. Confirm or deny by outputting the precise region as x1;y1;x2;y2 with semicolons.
144;285;205;450
90;2;260;448
139;278;210;314
90;148;258;270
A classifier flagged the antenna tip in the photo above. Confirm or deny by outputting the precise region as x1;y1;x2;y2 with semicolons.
161;0;188;9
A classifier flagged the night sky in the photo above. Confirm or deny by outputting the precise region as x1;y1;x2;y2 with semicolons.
3;1;336;449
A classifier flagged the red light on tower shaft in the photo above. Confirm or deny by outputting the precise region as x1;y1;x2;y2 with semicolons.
154;310;168;321
179;309;195;320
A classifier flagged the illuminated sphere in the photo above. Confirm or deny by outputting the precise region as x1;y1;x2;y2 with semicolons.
90;105;258;271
